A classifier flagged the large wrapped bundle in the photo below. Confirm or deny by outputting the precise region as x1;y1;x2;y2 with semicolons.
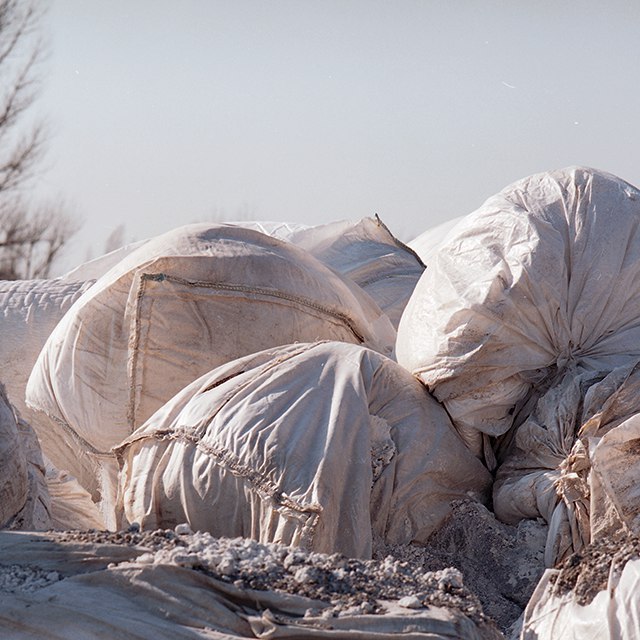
26;224;395;521
0;278;93;418
397;167;640;461
286;216;425;329
116;341;491;559
522;534;640;640
494;362;640;567
0;385;28;527
0;385;49;530
0;278;97;529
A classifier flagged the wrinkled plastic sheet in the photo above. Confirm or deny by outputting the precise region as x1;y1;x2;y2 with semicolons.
398;167;640;460
522;559;640;639
117;341;491;558
0;531;498;640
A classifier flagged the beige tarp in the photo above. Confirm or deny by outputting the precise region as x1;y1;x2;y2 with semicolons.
397;167;640;463
0;530;501;640
0;278;92;421
0;385;49;530
116;341;491;558
0;386;28;527
522;557;640;639
26;224;395;524
285;216;425;329
494;358;640;567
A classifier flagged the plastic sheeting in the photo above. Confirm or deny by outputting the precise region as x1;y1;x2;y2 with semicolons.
0;278;93;419
286;216;425;329
0;382;49;530
494;360;640;567
522;558;640;639
116;341;491;559
26;224;396;523
397;167;640;461
0;385;28;527
0;530;501;640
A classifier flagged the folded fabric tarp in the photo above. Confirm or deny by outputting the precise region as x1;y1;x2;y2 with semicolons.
398;167;640;464
0;529;502;639
27;224;396;525
116;341;491;559
0;385;49;530
494;360;640;567
521;536;640;640
285;216;425;329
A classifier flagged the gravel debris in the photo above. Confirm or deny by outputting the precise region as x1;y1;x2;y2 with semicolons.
129;529;493;627
55;524;187;552
374;500;547;633
0;565;62;593
551;532;640;605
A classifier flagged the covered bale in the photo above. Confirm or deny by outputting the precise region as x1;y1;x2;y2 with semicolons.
0;385;28;528
397;166;640;462
116;341;491;559
0;278;97;529
26;224;395;523
0;278;93;421
286;216;425;329
494;361;640;567
522;533;640;640
0;385;49;530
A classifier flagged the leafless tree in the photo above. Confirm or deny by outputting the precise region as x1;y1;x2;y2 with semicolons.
0;198;78;279
103;223;126;254
0;0;80;279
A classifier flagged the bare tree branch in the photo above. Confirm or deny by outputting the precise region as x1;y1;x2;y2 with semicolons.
0;1;82;280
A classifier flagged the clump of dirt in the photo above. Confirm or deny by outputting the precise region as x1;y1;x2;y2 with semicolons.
551;531;640;605
374;500;547;633
0;565;62;593
56;524;186;551
139;529;495;629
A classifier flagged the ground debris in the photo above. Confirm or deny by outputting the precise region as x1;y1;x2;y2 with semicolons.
122;529;494;627
551;531;640;605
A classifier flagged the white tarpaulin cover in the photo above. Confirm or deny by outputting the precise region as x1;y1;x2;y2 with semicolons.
0;385;49;530
116;341;491;559
522;550;640;639
0;530;502;639
286;216;425;329
494;360;640;567
397;167;640;461
0;278;93;419
0;385;28;527
408;215;466;265
0;277;106;530
26;224;396;521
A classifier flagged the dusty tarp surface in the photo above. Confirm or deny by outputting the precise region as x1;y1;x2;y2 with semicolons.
26;224;395;521
0;278;92;418
117;341;491;559
522;536;640;640
0;386;28;527
397;167;640;461
0;530;502;639
286;216;425;329
493;360;640;567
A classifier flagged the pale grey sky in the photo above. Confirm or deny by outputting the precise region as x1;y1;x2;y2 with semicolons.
34;0;640;272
